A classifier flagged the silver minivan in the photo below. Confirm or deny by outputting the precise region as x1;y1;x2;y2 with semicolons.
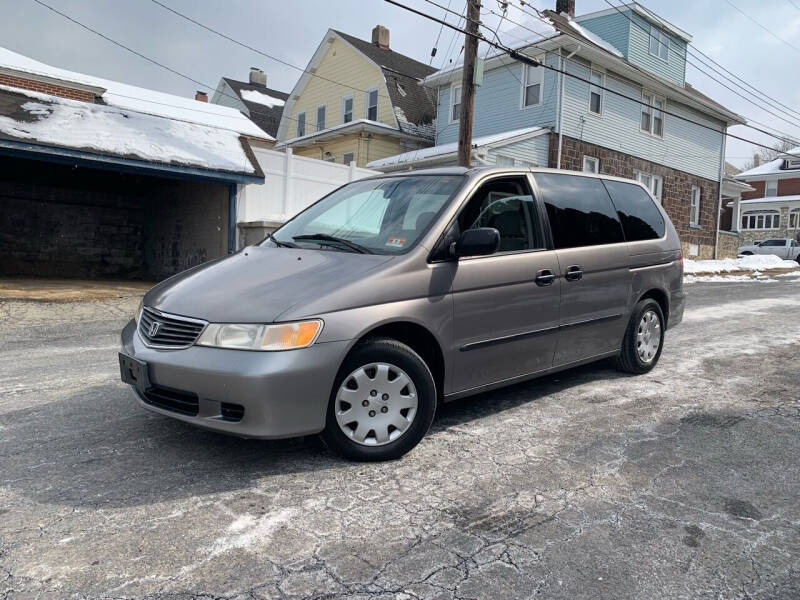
120;167;685;461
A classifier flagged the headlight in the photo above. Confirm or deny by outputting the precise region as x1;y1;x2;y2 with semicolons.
133;299;143;324
195;320;323;351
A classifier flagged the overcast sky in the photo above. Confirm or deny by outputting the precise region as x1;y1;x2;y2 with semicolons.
2;0;799;167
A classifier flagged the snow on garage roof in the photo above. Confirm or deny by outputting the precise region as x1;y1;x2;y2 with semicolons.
0;85;260;176
0;46;270;140
736;147;800;178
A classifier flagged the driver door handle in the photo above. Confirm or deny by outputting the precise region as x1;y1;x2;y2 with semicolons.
535;269;556;286
565;265;583;282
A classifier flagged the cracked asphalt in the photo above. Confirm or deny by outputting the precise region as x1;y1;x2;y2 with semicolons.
1;277;799;599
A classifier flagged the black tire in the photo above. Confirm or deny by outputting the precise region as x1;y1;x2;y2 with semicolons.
741;251;753;255
320;337;437;461
616;299;665;375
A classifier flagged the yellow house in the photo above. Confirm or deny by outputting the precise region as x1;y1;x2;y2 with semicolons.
275;26;436;167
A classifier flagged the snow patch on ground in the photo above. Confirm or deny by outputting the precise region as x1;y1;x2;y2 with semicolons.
208;508;299;557
683;274;775;284
682;296;800;323
684;255;798;274
0;90;254;173
241;89;285;108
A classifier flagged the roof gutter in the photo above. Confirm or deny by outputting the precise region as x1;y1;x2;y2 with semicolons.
0;139;265;184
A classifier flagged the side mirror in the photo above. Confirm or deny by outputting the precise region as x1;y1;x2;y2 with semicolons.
452;227;500;258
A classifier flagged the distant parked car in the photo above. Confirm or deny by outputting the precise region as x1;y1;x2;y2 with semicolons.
738;238;800;262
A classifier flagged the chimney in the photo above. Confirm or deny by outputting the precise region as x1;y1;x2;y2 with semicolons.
556;0;575;17
753;153;762;167
195;91;208;102
372;25;390;49
249;67;267;87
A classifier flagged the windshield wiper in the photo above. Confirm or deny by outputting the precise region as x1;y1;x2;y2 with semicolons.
266;232;299;248
293;233;372;254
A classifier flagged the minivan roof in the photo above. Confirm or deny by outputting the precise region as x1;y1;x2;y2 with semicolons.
361;166;656;190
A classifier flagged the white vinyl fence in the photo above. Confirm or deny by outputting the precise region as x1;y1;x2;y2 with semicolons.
238;147;378;224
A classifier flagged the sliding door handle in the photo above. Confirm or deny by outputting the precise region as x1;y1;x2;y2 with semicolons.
565;265;583;281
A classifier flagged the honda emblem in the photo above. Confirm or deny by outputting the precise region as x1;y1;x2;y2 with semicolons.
148;321;161;337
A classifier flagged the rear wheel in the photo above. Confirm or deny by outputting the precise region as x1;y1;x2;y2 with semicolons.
616;299;665;374
320;338;436;461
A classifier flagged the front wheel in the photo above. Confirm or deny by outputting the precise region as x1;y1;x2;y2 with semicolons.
616;299;665;374
320;338;436;461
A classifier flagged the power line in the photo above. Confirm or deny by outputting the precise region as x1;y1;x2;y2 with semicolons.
634;1;800;123
383;0;800;161
722;0;800;56
507;1;800;148
601;0;800;136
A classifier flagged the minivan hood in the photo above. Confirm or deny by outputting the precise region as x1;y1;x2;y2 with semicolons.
145;246;393;323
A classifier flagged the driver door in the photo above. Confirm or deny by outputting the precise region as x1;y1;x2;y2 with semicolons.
449;175;561;393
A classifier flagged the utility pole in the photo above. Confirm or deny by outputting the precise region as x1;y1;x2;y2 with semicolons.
457;0;481;167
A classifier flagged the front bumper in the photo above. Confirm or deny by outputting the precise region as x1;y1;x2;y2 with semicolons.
120;320;351;439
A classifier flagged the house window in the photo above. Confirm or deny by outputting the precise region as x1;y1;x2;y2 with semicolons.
343;151;355;165
296;112;306;137
635;171;662;202
589;70;603;115
582;156;599;173
741;210;780;230
342;95;353;123
765;180;777;196
641;91;665;137
522;63;543;107
788;158;800;169
789;209;799;229
450;84;462;123
649;26;669;61
366;88;378;121
689;186;700;226
316;105;326;132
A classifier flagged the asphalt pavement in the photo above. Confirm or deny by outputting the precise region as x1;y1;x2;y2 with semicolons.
1;277;799;599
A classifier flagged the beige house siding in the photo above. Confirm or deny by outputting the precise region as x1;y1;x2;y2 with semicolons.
292;133;425;168
282;36;396;140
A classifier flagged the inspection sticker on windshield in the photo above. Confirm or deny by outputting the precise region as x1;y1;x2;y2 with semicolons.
385;236;407;248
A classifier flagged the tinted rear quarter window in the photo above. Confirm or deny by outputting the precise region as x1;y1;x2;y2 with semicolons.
534;173;624;249
602;179;665;241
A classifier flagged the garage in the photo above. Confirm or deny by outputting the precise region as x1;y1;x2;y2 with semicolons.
0;62;265;281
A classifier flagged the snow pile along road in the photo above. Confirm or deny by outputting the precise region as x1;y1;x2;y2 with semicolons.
684;254;799;274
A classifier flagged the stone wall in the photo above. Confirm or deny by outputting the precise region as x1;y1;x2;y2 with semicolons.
550;134;720;258
717;230;741;259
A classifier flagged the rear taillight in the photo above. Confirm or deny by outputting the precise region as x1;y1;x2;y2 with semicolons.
678;253;684;269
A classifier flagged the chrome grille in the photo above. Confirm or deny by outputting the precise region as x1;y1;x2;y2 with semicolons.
138;306;206;349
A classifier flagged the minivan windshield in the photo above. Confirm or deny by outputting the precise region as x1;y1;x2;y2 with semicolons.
267;175;464;254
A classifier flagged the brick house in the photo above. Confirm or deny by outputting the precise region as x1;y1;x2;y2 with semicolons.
371;0;744;258
0;46;268;280
730;148;800;245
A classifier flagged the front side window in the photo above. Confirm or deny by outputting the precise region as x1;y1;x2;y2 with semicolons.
649;26;669;61
269;176;463;255
450;85;462;123
534;172;624;249
690;186;701;226
741;211;780;230
765;180;777;196
366;88;378;121
456;177;543;253
760;239;784;246
316;104;326;131
342;96;353;123
589;70;603;114
602;179;665;241
522;64;543;107
641;92;665;137
635;171;663;202
583;156;599;173
296;112;306;137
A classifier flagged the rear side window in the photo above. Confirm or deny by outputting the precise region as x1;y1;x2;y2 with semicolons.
534;173;624;249
602;180;665;241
